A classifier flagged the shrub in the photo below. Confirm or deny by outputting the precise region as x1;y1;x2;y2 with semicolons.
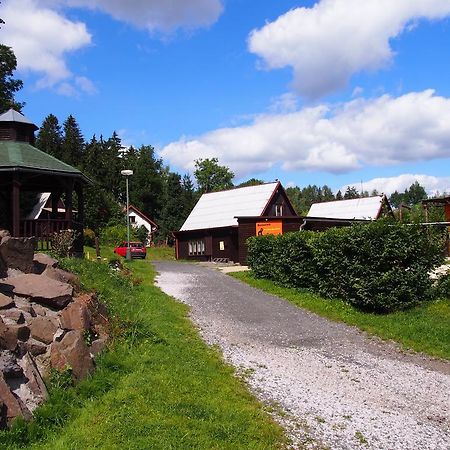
247;220;445;313
100;224;137;246
247;234;276;279
51;229;78;258
434;272;450;299
83;228;96;247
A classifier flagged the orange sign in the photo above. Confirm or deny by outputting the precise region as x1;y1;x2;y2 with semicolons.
256;220;282;236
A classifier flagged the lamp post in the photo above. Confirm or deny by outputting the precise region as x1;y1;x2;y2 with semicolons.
121;169;133;260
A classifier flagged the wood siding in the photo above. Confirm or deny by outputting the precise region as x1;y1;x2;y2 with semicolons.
237;217;303;265
175;227;239;262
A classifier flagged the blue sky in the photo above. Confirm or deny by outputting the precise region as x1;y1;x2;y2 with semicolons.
2;0;450;195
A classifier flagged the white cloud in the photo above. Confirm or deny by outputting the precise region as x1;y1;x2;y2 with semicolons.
75;76;97;94
343;174;450;197
41;0;224;32
1;0;92;90
248;0;450;98
160;90;450;178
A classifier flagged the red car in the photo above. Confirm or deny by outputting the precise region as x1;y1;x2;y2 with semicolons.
114;242;147;259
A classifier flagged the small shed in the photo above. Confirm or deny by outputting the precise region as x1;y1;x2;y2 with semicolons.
303;195;393;230
174;181;301;264
0;109;90;254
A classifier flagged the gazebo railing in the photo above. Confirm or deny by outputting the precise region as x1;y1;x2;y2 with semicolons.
21;219;71;250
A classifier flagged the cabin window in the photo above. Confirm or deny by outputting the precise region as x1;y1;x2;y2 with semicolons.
275;204;283;216
129;215;136;224
188;240;205;256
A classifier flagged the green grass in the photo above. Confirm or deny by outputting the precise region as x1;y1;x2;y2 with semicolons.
146;246;175;261
0;260;286;449
231;272;450;360
84;245;175;262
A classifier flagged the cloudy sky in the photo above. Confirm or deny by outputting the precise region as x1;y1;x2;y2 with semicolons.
2;0;450;195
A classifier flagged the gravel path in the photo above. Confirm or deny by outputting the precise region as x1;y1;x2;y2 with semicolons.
154;261;450;450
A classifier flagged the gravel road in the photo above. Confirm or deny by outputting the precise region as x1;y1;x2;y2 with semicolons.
154;261;450;450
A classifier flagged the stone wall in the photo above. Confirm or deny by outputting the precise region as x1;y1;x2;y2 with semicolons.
0;230;108;427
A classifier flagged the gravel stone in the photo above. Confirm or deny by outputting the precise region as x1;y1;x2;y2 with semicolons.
154;261;450;450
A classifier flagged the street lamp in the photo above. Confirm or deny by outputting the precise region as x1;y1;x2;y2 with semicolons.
121;169;133;260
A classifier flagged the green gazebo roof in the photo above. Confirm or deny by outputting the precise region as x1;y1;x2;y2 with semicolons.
0;140;88;181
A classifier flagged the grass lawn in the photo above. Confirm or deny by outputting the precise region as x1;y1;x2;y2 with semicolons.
84;245;175;262
0;259;286;449
231;272;450;361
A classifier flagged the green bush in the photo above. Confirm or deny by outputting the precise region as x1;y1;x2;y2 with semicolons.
50;230;78;258
434;272;450;299
83;228;96;247
100;224;137;246
247;220;445;313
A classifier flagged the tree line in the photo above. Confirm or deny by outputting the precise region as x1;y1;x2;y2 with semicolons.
0;38;444;242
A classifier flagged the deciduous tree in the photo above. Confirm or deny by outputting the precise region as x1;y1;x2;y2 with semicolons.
194;158;234;193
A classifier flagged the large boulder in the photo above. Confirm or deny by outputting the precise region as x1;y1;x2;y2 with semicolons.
19;353;48;411
50;330;94;380
10;274;73;309
42;266;79;288
33;253;58;275
59;302;91;331
0;351;23;378
0;318;29;351
0;294;14;310
0;373;31;425
0;237;35;274
29;316;59;345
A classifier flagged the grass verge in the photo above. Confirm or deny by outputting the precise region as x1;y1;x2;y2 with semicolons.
231;272;450;360
0;260;286;449
84;245;175;262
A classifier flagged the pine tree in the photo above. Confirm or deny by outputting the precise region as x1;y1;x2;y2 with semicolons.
61;115;85;166
36;114;62;159
159;172;185;243
129;145;164;220
182;174;197;219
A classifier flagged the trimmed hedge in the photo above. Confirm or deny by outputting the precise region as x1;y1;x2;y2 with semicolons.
247;220;445;313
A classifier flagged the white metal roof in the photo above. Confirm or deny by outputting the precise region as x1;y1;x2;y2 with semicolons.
180;182;279;231
27;193;51;220
0;108;34;125
307;195;385;220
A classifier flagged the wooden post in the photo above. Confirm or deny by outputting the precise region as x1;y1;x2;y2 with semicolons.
65;181;73;225
51;191;59;219
11;175;20;237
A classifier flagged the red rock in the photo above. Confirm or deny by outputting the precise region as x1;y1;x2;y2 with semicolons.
42;266;79;287
89;336;108;357
0;237;35;273
50;330;94;380
0;319;15;351
0;310;25;325
13;297;35;316
0;373;31;425
10;274;73;309
33;253;58;274
21;353;48;408
59;302;91;331
19;339;48;357
0;294;14;310
30;317;58;345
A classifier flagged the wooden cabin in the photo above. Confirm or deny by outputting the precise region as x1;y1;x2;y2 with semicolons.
302;195;393;230
174;182;302;264
0;109;90;255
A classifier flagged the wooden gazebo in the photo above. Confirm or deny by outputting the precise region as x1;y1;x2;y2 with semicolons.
0;109;90;255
